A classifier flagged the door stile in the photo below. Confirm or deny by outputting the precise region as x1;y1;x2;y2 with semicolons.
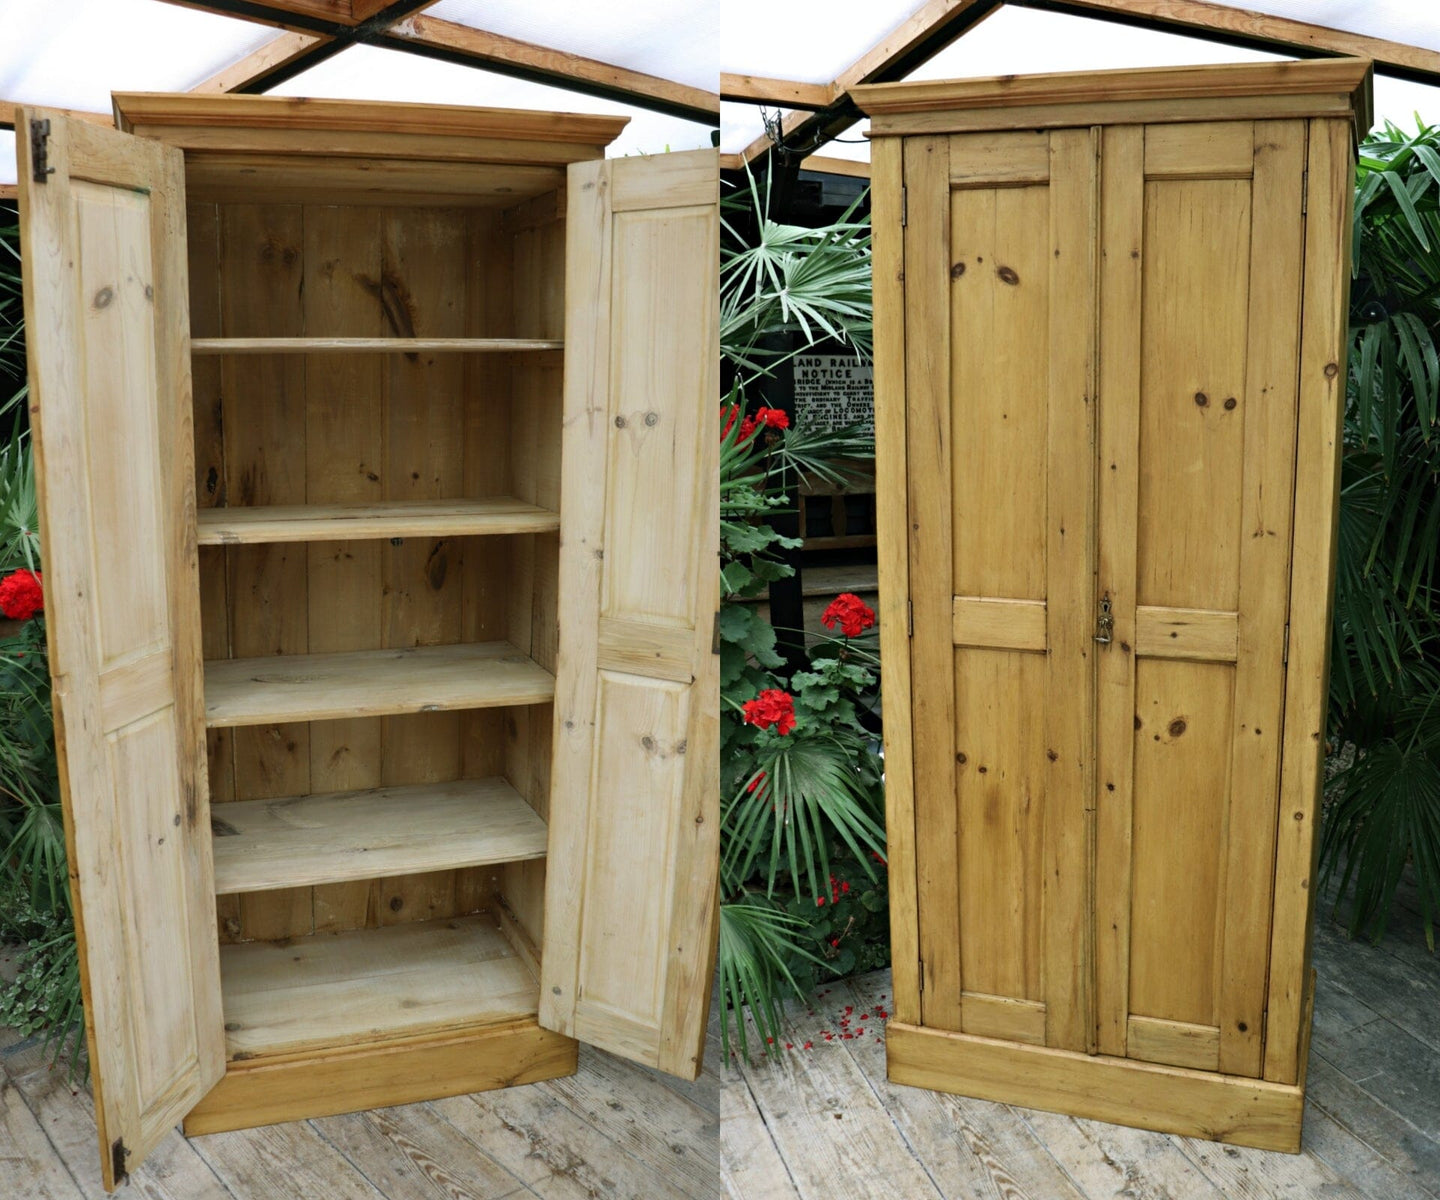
902;134;962;1031
872;135;922;1025
1218;119;1307;1077
1265;118;1355;1086
1042;127;1100;1053
1094;124;1145;1059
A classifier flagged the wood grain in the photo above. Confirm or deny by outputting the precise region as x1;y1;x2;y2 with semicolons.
218;913;539;1058
211;778;548;895
204;642;555;727
17;109;224;1191
540;151;719;1081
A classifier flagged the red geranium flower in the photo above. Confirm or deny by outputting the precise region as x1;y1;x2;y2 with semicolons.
0;570;43;621
742;688;796;735
738;416;757;442
754;406;789;430
821;592;875;638
721;403;740;441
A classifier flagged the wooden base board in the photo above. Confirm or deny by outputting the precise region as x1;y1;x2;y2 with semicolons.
183;1018;577;1135
886;1022;1304;1152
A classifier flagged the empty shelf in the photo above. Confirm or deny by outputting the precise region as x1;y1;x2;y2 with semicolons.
212;777;548;896
191;337;561;354
204;641;554;727
219;913;537;1059
198;498;560;545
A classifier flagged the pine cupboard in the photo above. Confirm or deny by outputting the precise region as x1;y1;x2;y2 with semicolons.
854;59;1371;1151
16;94;718;1190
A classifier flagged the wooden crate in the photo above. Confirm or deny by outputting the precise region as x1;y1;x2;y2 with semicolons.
854;58;1371;1152
15;94;718;1189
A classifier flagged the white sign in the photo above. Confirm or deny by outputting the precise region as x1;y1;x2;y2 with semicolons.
793;354;874;435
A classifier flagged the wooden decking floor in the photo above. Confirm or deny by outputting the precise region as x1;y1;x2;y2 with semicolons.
0;1011;721;1199
724;891;1440;1200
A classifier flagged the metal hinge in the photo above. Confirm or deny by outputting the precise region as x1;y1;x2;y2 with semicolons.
1301;168;1308;215
907;600;914;638
901;185;908;228
30;119;54;184
712;610;721;655
918;958;925;994
1283;622;1290;665
111;1138;129;1185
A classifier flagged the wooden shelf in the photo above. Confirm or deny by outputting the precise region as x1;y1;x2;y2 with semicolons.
198;498;560;545
219;913;537;1060
212;778;548;895
191;337;562;354
204;641;554;728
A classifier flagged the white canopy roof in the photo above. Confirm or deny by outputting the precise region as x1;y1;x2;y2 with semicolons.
722;0;1440;161
0;0;721;184
3;0;1439;183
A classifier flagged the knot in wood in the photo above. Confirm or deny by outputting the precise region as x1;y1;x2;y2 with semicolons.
996;265;1019;285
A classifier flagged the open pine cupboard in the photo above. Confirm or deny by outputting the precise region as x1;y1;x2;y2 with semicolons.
16;94;718;1189
855;59;1371;1151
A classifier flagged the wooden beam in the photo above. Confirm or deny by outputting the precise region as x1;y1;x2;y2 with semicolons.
837;0;1003;93
2;100;113;131
151;0;355;34
720;75;834;110
0;184;16;200
189;31;332;93
1013;0;1440;87
799;154;870;178
738;0;1003;166
382;14;720;123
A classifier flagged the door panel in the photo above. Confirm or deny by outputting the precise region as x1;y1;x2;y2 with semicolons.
540;150;719;1080
907;130;1096;1049
18;111;222;1189
1096;120;1305;1078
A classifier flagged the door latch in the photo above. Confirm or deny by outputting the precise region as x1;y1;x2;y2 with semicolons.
30;119;54;183
1094;594;1113;645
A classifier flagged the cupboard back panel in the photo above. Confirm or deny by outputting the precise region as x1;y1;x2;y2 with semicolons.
187;200;563;942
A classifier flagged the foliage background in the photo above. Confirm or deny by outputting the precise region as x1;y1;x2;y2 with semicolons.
0;199;83;1069
717;174;888;1057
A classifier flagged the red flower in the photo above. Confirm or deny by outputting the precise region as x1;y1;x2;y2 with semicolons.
742;688;796;735
721;403;740;441
0;570;43;621
738;416;757;442
754;406;789;430
746;770;767;795
821;592;876;638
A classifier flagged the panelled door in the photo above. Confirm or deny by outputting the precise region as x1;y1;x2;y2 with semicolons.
541;150;720;1080
18;111;223;1189
903;120;1305;1076
903;127;1098;1053
1094;120;1307;1079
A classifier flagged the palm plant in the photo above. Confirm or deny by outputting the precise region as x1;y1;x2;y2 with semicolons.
718;171;885;1058
1321;119;1440;949
1;206;25;417
0;209;81;1069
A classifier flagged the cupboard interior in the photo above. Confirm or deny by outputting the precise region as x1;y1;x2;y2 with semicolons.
185;182;567;1062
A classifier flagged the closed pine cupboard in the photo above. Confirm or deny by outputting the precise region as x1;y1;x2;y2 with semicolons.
16;94;718;1189
855;59;1370;1150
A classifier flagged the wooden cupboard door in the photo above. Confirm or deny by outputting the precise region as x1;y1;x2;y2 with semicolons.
540;150;719;1080
1094;121;1307;1079
903;130;1098;1052
16;112;222;1188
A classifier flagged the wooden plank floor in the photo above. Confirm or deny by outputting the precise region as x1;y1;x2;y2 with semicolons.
0;1008;720;1200
724;891;1440;1200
